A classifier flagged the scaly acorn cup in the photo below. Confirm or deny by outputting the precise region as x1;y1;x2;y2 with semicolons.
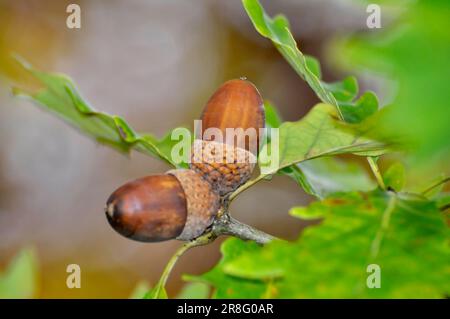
105;169;220;242
190;79;265;196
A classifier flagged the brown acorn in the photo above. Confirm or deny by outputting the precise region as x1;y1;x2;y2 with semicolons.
105;169;220;242
190;79;265;196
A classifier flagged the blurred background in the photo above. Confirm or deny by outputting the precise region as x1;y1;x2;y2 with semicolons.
0;0;409;298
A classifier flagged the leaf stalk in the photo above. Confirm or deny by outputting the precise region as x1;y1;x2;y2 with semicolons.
150;211;276;298
367;157;387;190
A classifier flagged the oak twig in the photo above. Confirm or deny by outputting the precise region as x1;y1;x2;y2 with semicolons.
150;211;276;298
212;213;275;244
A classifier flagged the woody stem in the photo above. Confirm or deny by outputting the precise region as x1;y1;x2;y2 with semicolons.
212;213;275;244
151;212;275;298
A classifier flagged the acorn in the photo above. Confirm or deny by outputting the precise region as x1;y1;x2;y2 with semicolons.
190;79;265;196
105;169;220;242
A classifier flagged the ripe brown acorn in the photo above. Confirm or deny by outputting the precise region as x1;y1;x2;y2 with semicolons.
190;79;265;196
105;169;220;242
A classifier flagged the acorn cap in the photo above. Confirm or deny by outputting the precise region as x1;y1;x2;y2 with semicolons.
199;79;265;154
167;169;220;241
105;174;187;242
190;139;256;196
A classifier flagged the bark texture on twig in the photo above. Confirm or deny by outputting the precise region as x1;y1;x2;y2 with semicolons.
212;213;275;244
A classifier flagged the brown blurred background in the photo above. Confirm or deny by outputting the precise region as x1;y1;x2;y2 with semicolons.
0;0;371;298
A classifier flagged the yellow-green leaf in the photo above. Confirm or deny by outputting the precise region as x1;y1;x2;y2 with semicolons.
383;162;406;192
11;56;186;168
0;248;38;299
176;282;210;299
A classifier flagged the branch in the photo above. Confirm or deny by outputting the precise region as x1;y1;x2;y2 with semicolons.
421;176;450;196
212;213;275;244
148;231;217;298
148;211;276;298
367;157;387;190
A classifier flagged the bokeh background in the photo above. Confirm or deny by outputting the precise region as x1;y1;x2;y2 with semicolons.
0;0;399;298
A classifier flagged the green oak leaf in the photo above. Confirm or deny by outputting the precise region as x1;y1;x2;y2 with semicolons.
421;176;450;199
322;76;358;103
183;239;267;298
383;162;406;192
263;101;283;130
258;103;389;176
280;165;317;197
436;193;450;212
332;0;450;161
264;102;375;198
192;191;450;298
143;285;168;299
243;0;378;123
295;157;375;199
242;0;337;110
176;282;210;299
304;55;322;79
128;281;151;299
0;247;38;299
339;91;379;124
11;55;186;168
263;100;283;146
